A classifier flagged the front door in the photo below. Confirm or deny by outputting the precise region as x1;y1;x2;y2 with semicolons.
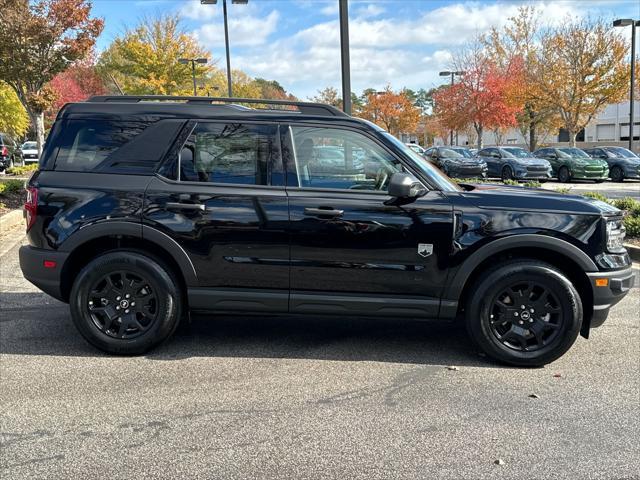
144;121;290;311
283;125;453;318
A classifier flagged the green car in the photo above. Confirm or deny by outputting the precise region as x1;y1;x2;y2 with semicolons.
533;147;609;183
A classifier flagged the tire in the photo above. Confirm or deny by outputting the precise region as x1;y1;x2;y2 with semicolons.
69;251;182;355
538;179;548;184
501;165;514;181
9;156;14;169
465;260;582;367
610;166;624;183
557;166;571;183
593;179;605;183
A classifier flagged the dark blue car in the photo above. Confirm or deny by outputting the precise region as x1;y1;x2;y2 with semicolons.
583;146;640;182
478;146;552;181
424;146;487;178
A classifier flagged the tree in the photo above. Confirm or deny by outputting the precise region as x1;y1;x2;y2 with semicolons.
254;78;297;101
0;82;29;138
531;18;629;146
310;87;342;108
483;6;560;151
434;47;521;149
0;0;103;153
98;14;212;96
360;86;420;136
47;56;107;120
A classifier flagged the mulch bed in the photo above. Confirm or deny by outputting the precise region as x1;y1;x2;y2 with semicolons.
0;190;25;216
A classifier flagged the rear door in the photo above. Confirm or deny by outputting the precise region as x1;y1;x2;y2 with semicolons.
283;124;453;317
144;121;290;311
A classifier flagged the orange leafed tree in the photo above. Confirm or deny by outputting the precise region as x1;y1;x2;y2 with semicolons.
360;86;421;136
434;50;522;149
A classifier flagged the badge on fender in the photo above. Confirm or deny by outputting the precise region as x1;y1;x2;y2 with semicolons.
418;243;433;257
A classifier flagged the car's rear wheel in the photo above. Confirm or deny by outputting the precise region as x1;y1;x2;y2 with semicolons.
501;165;514;181
70;251;182;355
465;260;582;367
557;166;571;183
610;166;624;183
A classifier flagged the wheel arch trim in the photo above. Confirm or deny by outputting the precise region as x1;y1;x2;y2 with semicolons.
60;221;198;286
444;234;597;301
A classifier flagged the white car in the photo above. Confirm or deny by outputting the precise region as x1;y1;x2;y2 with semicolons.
21;141;39;163
405;143;427;156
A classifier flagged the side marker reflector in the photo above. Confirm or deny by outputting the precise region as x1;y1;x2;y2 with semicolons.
43;260;57;269
595;278;609;287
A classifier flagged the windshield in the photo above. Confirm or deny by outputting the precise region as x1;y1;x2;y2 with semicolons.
382;133;461;192
501;147;530;158
604;147;638;158
22;142;37;149
450;148;474;158
558;147;590;158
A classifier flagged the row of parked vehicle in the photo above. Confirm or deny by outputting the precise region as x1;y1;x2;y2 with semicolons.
0;132;39;172
406;143;640;183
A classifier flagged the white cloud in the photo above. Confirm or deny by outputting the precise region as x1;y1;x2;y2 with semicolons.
194;10;280;47
354;4;385;19
320;3;338;16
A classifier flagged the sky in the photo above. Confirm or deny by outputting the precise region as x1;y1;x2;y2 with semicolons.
91;0;640;99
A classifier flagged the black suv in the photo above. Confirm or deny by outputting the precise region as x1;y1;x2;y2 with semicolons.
19;96;634;366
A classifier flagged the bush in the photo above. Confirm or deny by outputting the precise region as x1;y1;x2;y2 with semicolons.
0;179;25;196
581;191;611;204
611;197;640;213
522;180;541;188
554;187;571;194
624;216;640;238
6;163;38;176
502;179;519;186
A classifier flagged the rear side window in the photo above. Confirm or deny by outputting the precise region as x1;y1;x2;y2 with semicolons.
54;120;148;171
178;123;278;185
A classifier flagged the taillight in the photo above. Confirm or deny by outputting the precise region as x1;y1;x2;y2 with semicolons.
0;146;7;157
25;186;38;232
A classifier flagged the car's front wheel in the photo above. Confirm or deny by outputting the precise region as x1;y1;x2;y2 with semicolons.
557;166;571;183
610;166;624;183
70;251;182;355
501;165;514;181
465;260;582;367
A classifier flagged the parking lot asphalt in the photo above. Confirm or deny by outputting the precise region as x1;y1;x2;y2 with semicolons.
1;229;639;480
539;178;640;199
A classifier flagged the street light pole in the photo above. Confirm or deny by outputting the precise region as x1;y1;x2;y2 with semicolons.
339;0;352;115
439;70;465;146
200;0;248;98
179;58;209;96
614;19;638;152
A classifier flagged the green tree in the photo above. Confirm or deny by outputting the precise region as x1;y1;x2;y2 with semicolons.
0;82;29;137
99;14;212;95
310;87;342;108
0;0;103;153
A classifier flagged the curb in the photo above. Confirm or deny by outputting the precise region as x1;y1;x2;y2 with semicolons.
0;209;23;234
625;243;640;262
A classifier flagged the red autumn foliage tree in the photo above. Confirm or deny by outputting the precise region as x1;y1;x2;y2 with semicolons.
434;49;523;149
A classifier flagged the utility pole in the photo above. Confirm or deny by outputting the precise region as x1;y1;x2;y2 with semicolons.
339;0;352;115
614;18;638;152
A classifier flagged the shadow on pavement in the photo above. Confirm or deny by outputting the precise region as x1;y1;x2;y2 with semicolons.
0;291;497;368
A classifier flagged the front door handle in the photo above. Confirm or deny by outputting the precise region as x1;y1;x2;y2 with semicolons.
166;202;206;211
304;207;344;218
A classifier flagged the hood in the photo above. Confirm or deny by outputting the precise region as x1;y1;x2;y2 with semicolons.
515;157;550;165
610;155;640;165
459;184;620;216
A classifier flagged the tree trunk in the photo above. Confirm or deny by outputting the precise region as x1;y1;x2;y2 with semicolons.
569;129;577;147
26;109;45;156
475;124;483;150
528;107;536;152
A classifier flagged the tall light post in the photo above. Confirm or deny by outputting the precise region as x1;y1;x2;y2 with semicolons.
339;0;351;114
179;57;208;96
614;18;639;152
439;70;465;145
200;0;248;97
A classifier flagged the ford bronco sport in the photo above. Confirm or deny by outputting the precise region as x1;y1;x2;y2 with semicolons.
19;96;634;366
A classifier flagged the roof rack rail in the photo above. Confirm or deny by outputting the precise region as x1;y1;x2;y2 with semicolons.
87;95;349;117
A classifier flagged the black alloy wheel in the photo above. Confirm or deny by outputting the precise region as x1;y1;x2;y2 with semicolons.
501;165;514;181
488;281;562;352
87;270;159;339
70;251;181;355
558;166;571;183
610;166;624;183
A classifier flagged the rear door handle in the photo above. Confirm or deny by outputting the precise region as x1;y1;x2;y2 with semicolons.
304;207;344;218
166;202;206;211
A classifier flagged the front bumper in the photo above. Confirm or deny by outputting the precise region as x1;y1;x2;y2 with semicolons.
573;168;609;180
19;245;69;302
449;166;487;178
514;169;552;180
586;266;635;328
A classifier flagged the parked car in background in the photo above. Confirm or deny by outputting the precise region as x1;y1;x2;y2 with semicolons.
533;147;609;183
477;146;552;181
424;146;487;178
406;143;427;157
20;141;39;164
469;148;478;156
0;132;23;172
583;146;640;182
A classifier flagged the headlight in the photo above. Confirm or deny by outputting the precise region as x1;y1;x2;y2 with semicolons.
606;218;626;253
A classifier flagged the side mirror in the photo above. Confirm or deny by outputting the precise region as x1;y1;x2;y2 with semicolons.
387;172;427;199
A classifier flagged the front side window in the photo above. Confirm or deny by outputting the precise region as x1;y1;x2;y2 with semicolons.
179;123;277;185
558;147;589;158
604;147;637;159
501;147;529;158
289;126;400;191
